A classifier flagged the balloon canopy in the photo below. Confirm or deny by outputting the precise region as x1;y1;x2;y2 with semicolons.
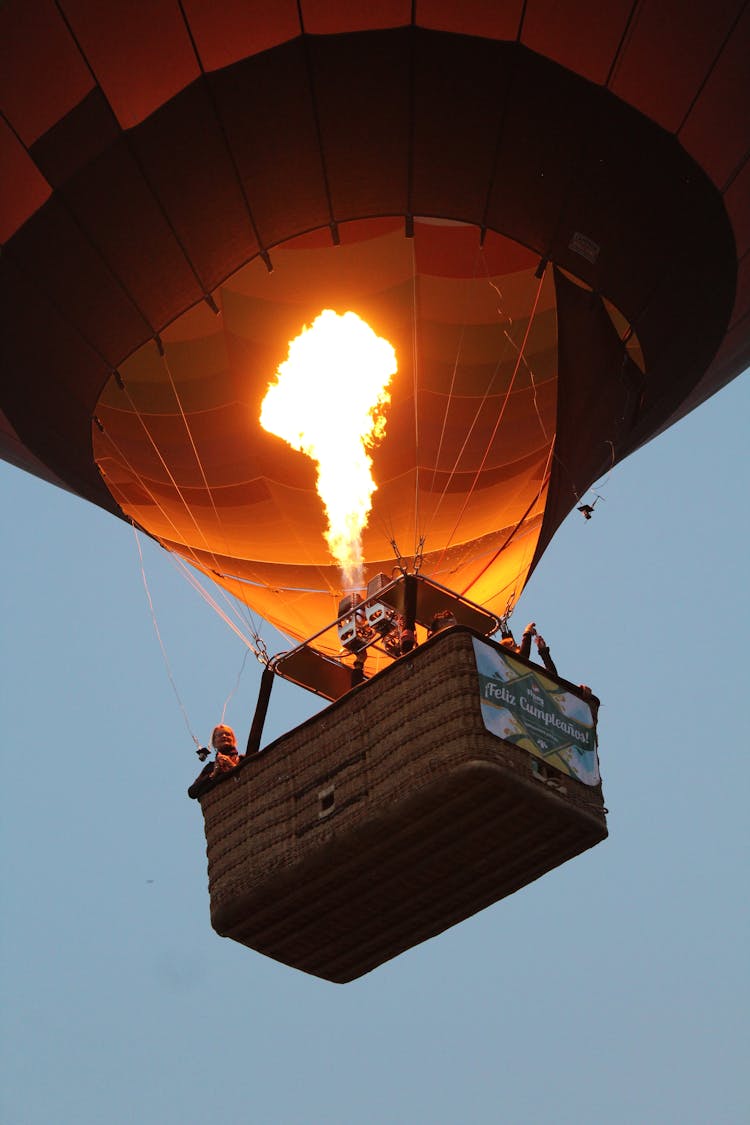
92;218;629;641
1;2;747;649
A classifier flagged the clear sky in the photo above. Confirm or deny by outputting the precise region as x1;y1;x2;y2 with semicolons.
1;373;748;1125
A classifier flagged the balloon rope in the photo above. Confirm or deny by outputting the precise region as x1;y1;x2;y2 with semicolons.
552;434;617;509
459;483;548;601
422;244;484;537
97;421;267;652
420;246;534;545
131;524;201;749
463;438;557;608
435;269;547;571
485;276;549;441
157;346;266;630
96;423;204;557
158;346;229;559
116;376;228;579
168;554;269;660
421;346;506;540
221;646;251;724
426;318;466;500
113;364;264;637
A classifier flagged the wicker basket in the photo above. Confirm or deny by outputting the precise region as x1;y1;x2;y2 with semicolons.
197;628;607;982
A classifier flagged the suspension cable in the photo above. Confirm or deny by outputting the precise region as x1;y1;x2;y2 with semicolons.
97;421;202;558
221;645;252;724
117;376;227;577
464;438;557;608
156;344;270;633
100;352;276;641
157;347;339;609
168;554;269;662
131;523;201;749
97;418;269;651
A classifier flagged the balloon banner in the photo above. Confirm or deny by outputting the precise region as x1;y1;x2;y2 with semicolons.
472;638;600;786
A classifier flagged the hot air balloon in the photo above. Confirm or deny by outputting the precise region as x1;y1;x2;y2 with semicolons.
1;2;747;980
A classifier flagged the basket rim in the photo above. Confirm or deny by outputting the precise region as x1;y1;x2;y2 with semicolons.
200;624;600;795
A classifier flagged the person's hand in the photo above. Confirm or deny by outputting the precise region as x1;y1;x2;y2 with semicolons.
523;622;536;635
535;635;546;649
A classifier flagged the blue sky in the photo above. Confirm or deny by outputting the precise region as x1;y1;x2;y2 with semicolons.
1;373;748;1125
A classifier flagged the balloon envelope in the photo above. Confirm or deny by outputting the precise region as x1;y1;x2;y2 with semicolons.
1;4;747;648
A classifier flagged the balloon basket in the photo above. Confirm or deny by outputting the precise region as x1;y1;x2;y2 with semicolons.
196;627;607;982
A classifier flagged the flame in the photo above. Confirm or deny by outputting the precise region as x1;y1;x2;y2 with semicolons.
260;310;397;587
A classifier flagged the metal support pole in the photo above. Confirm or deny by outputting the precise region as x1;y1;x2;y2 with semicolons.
246;665;276;755
400;574;418;653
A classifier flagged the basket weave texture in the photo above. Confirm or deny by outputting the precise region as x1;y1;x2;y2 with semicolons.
198;628;607;982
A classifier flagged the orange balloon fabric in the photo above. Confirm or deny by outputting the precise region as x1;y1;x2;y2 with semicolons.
94;219;559;645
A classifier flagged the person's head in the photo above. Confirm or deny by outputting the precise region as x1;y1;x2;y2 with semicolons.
211;725;237;754
427;610;458;638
